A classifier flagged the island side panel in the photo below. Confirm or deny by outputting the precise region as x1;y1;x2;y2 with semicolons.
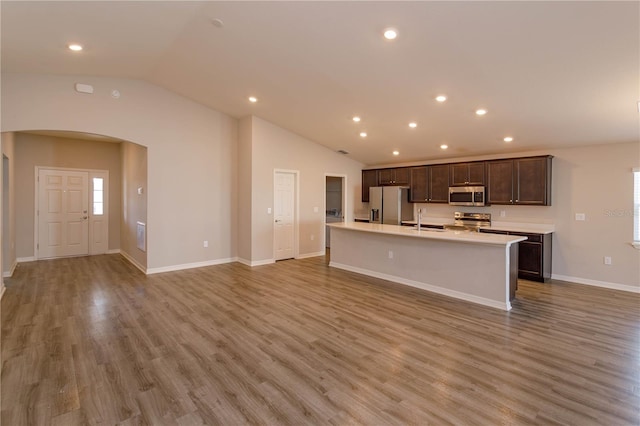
330;227;511;310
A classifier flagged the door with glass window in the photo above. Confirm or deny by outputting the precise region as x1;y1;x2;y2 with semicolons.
37;168;108;259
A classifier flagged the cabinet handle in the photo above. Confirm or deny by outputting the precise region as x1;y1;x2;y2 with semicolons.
515;199;519;203
509;199;513;203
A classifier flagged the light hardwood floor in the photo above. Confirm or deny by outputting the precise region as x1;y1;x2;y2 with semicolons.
1;254;639;425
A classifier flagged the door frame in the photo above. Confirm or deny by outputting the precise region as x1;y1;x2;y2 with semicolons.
324;173;348;248
34;166;109;259
273;169;299;261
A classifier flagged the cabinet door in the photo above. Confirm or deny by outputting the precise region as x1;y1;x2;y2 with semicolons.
515;157;550;205
362;170;378;202
394;168;410;185
468;162;485;185
449;163;469;186
487;160;514;204
428;164;449;203
378;169;394;185
409;167;428;202
518;241;543;280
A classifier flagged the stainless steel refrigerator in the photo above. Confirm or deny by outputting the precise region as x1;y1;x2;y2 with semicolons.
369;186;414;225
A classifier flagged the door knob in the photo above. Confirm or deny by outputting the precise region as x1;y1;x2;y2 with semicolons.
275;219;281;223
83;216;88;220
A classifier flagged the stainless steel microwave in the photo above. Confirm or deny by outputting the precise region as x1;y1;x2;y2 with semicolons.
448;186;486;206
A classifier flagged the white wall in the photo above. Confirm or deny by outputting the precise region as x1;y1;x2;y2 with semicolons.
248;116;364;263
1;132;16;286
1;73;238;270
375;142;640;290
120;141;148;270
237;116;253;262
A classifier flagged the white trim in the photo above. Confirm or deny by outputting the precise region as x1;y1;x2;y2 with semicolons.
106;249;121;254
552;274;640;293
329;261;512;311
146;257;239;275
0;284;5;300
120;250;147;274
296;251;325;259
237;258;275;267
3;260;17;278
17;256;35;263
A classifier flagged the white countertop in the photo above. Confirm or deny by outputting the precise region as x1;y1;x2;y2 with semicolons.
329;222;526;246
401;218;555;234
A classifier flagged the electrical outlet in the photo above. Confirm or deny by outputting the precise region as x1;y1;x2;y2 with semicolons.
604;256;612;265
388;250;394;259
500;210;506;217
203;240;208;248
575;213;586;221
313;206;319;213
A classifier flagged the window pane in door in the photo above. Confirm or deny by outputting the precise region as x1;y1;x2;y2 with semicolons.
93;177;104;216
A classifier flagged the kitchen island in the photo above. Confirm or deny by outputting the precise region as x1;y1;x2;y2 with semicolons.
328;222;526;311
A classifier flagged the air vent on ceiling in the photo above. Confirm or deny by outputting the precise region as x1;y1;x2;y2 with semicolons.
337;149;349;155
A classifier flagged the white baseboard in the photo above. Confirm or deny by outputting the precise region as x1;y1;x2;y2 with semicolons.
106;249;121;254
329;261;511;311
17;256;35;263
146;257;238;275
3;260;17;278
119;250;147;274
296;251;325;259
237;258;275;267
551;274;640;293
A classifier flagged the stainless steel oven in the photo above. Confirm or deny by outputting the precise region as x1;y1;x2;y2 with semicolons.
448;186;485;206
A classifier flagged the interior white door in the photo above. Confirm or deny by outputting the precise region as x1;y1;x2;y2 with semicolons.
38;169;89;259
274;172;295;260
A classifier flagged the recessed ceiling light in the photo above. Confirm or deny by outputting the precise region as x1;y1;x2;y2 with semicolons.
383;28;398;40
68;44;83;51
435;95;447;102
504;136;513;142
440;144;448;150
360;132;367;138
475;109;487;116
248;96;258;103
353;116;361;122
392;150;400;156
409;122;417;128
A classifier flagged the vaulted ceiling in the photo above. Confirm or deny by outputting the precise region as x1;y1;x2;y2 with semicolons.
2;1;638;165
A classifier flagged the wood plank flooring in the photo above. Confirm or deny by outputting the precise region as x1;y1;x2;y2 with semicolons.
1;254;639;425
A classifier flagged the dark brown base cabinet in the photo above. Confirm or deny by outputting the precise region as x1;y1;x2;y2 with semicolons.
480;229;552;283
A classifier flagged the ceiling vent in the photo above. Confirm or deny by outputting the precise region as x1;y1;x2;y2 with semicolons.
337;149;349;155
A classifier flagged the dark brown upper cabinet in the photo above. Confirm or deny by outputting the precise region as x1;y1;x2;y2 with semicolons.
409;165;449;203
449;162;485;186
428;164;450;203
378;168;409;186
361;169;378;202
487;156;552;205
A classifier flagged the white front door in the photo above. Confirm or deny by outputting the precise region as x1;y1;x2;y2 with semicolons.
38;169;89;258
274;171;295;260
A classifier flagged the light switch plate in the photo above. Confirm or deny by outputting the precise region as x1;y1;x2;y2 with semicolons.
575;213;586;221
313;206;319;213
267;207;272;214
